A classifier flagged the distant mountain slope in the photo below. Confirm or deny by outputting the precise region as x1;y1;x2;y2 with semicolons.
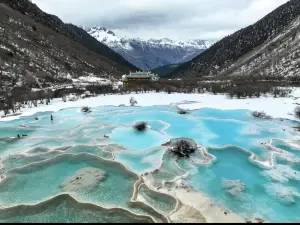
0;0;137;70
86;26;214;70
168;0;300;78
151;64;182;77
0;0;136;93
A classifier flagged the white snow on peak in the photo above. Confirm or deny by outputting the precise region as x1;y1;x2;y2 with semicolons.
87;27;119;42
86;26;133;51
85;26;215;51
83;25;216;70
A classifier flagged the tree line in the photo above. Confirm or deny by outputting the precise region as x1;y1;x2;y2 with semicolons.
1;74;299;116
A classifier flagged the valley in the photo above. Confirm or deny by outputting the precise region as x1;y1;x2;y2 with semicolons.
1;0;300;223
86;26;213;71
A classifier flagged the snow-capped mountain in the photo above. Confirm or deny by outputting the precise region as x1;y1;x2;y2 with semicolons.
86;26;214;70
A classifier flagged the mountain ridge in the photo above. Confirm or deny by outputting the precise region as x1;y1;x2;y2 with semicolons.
167;0;300;78
86;26;214;70
0;0;137;70
151;63;182;77
0;0;137;99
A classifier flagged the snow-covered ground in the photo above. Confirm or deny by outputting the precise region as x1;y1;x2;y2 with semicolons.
73;76;110;83
1;88;300;122
71;76;112;86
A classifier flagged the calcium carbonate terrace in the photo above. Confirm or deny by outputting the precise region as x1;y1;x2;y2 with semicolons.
0;91;300;223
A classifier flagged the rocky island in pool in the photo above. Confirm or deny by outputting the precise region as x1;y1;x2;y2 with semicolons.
1;94;300;223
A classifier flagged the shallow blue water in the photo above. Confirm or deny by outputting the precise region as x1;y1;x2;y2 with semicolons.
272;139;300;158
182;147;300;222
115;147;165;174
110;127;169;151
0;154;137;208
0;106;300;222
191;108;250;121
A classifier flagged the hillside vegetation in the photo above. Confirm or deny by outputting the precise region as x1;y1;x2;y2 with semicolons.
168;0;300;78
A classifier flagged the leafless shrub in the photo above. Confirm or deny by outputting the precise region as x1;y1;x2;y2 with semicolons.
178;109;189;115
170;140;196;158
294;106;300;119
130;97;137;106
133;121;147;132
252;111;271;119
81;106;91;113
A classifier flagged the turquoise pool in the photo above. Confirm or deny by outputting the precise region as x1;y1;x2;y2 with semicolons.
0;106;300;222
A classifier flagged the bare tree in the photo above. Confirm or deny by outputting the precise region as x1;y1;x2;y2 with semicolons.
130;97;137;106
295;106;300;119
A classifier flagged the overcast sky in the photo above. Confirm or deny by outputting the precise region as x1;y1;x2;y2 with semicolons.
32;0;289;41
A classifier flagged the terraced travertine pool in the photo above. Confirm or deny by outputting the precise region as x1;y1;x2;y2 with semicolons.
0;106;300;222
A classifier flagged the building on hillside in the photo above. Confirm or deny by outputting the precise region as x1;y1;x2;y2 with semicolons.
122;71;159;86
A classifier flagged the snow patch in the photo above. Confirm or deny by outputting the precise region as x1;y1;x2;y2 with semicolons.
1;88;300;122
